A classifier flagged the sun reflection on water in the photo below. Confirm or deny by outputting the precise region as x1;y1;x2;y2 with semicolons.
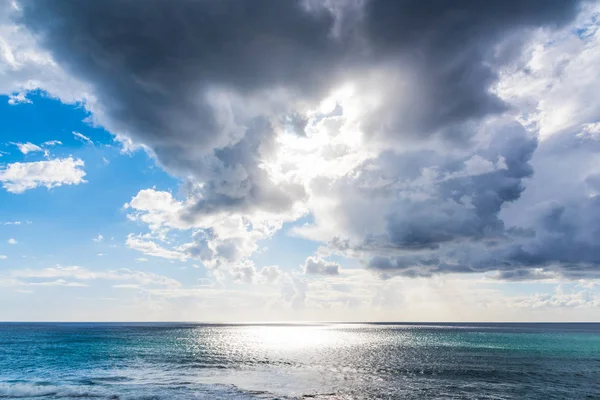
247;325;337;349
238;324;340;351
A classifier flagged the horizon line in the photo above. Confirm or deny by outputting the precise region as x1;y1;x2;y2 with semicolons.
1;320;599;324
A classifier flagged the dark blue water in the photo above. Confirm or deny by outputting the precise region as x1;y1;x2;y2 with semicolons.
1;323;599;399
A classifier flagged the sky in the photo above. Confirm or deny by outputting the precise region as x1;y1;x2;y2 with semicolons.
1;0;600;322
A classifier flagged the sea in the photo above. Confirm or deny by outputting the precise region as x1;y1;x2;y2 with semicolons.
0;323;599;399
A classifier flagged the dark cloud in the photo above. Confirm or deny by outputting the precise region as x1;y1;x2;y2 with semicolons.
19;0;342;216
178;118;307;218
325;123;538;277
348;123;535;249
18;0;584;212
16;0;594;280
360;0;584;143
494;197;600;277
362;130;600;279
317;122;541;279
489;131;600;279
493;269;556;281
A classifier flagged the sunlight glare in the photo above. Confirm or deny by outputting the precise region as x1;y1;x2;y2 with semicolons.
245;325;338;350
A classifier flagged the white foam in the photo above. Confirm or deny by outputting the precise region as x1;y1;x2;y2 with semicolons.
0;382;93;398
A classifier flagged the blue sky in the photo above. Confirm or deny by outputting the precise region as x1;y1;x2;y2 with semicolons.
1;1;600;321
0;94;176;263
0;93;332;321
0;92;321;284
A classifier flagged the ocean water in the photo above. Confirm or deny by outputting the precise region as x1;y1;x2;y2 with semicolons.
0;323;599;399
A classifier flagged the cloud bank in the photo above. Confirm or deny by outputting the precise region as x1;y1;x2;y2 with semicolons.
4;0;600;280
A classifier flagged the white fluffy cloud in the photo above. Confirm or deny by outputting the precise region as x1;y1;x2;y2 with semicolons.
12;142;42;154
124;188;303;279
10;140;62;157
496;2;600;140
0;1;92;106
0;157;86;193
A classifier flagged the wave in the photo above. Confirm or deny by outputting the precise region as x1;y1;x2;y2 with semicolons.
0;381;291;400
0;382;103;398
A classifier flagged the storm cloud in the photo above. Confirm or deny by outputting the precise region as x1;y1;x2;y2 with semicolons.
13;0;600;279
17;0;584;206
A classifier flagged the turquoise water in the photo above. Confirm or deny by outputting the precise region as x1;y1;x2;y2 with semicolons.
1;323;599;399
